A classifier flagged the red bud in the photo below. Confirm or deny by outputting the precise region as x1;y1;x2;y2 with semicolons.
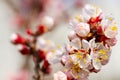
38;50;46;60
37;25;47;35
43;60;50;68
11;33;26;44
18;45;30;55
26;29;34;35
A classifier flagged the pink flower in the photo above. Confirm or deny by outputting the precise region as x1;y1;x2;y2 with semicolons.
54;71;67;80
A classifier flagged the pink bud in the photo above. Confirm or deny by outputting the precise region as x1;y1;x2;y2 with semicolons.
17;45;30;55
11;34;26;44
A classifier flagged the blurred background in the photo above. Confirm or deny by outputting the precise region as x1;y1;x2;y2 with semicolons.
0;0;120;80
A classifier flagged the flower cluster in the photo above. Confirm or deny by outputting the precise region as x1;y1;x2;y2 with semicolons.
47;4;118;80
11;23;55;80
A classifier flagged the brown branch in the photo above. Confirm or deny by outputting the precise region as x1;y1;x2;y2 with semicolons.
33;61;44;80
31;36;44;80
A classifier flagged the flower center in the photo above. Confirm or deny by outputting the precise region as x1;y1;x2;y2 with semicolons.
111;25;118;31
72;63;81;73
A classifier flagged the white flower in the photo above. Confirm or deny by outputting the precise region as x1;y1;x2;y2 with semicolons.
70;52;91;69
64;59;89;79
64;39;91;79
54;71;67;80
104;24;118;38
69;39;91;69
65;38;82;53
101;14;118;38
82;39;90;51
36;37;55;51
70;38;82;50
90;42;111;70
69;15;84;28
41;16;54;30
46;48;64;64
74;23;90;37
46;51;60;64
82;4;102;21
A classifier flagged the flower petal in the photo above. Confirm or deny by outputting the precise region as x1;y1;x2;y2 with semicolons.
82;39;90;50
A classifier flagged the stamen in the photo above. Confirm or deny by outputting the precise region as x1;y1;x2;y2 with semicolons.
111;25;118;31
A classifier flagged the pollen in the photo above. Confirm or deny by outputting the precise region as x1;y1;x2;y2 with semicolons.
83;58;87;63
109;17;113;21
64;68;67;72
100;49;107;55
75;15;82;22
51;49;55;53
57;44;61;49
72;63;81;73
104;55;109;60
111;25;118;31
87;33;93;37
76;53;83;60
96;58;101;62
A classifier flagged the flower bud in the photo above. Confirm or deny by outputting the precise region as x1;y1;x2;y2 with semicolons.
26;29;34;36
11;33;26;44
38;50;46;60
41;16;54;30
17;45;30;55
75;23;90;37
42;60;51;74
37;25;47;35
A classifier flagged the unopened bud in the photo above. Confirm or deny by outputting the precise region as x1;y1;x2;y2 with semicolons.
41;16;54;30
11;33;26;44
17;44;30;55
